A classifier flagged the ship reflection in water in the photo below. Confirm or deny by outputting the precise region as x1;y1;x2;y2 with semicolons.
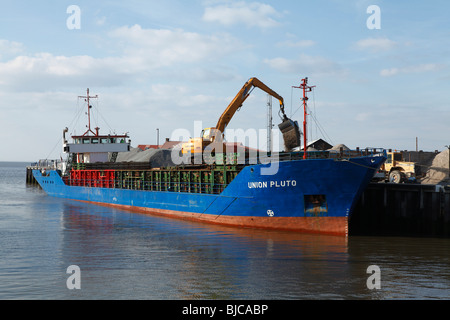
59;200;450;300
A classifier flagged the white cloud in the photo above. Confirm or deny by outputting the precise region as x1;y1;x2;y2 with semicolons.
277;39;316;48
264;54;343;76
0;53;129;90
128;84;222;109
355;37;397;52
96;16;107;26
0;25;241;91
202;1;281;28
355;112;371;121
379;68;398;77
380;63;443;77
0;39;25;59
109;24;239;67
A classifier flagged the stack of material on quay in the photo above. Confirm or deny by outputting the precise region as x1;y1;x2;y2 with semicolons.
421;149;450;185
115;147;176;168
328;144;350;152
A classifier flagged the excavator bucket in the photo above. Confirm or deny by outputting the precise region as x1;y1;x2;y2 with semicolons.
279;118;301;151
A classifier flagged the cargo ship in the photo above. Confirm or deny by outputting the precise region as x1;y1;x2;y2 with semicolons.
33;78;386;236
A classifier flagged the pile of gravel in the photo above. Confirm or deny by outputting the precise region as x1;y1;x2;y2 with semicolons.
328;144;350;152
421;149;450;185
115;147;176;168
115;147;142;162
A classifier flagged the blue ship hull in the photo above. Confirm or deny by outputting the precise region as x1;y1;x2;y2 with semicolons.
33;153;385;236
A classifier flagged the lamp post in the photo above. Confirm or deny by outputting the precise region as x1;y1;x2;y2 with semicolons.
157;128;160;149
446;145;450;177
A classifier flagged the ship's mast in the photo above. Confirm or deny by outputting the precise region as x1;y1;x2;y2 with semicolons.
64;88;131;164
293;78;315;159
79;88;98;136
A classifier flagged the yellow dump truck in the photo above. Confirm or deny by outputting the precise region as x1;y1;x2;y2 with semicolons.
375;151;417;183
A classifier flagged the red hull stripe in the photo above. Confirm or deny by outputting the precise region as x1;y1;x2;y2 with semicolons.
76;199;349;236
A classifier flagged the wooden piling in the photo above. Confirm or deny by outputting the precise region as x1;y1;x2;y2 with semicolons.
26;166;39;186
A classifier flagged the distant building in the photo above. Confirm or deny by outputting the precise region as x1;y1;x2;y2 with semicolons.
137;144;160;151
160;138;183;150
297;139;333;151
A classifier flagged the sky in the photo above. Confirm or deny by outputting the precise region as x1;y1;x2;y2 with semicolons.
0;0;449;161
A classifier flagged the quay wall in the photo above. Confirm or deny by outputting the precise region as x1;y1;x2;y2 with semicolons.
350;183;450;237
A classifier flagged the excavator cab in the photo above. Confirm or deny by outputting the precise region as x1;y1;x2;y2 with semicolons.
202;128;212;141
180;128;223;156
201;128;222;142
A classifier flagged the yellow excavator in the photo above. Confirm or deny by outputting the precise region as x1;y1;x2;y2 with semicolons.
181;77;301;157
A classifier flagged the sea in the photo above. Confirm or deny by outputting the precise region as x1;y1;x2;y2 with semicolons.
0;161;449;303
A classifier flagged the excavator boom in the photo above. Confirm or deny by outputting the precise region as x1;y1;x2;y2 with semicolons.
181;77;301;157
215;77;287;133
214;77;300;151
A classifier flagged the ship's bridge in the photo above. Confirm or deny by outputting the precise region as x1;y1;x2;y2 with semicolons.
64;131;131;163
64;134;130;154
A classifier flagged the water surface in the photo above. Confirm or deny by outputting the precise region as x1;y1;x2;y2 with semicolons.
0;163;449;300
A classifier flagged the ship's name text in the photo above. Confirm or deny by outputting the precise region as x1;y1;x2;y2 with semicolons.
248;180;297;189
